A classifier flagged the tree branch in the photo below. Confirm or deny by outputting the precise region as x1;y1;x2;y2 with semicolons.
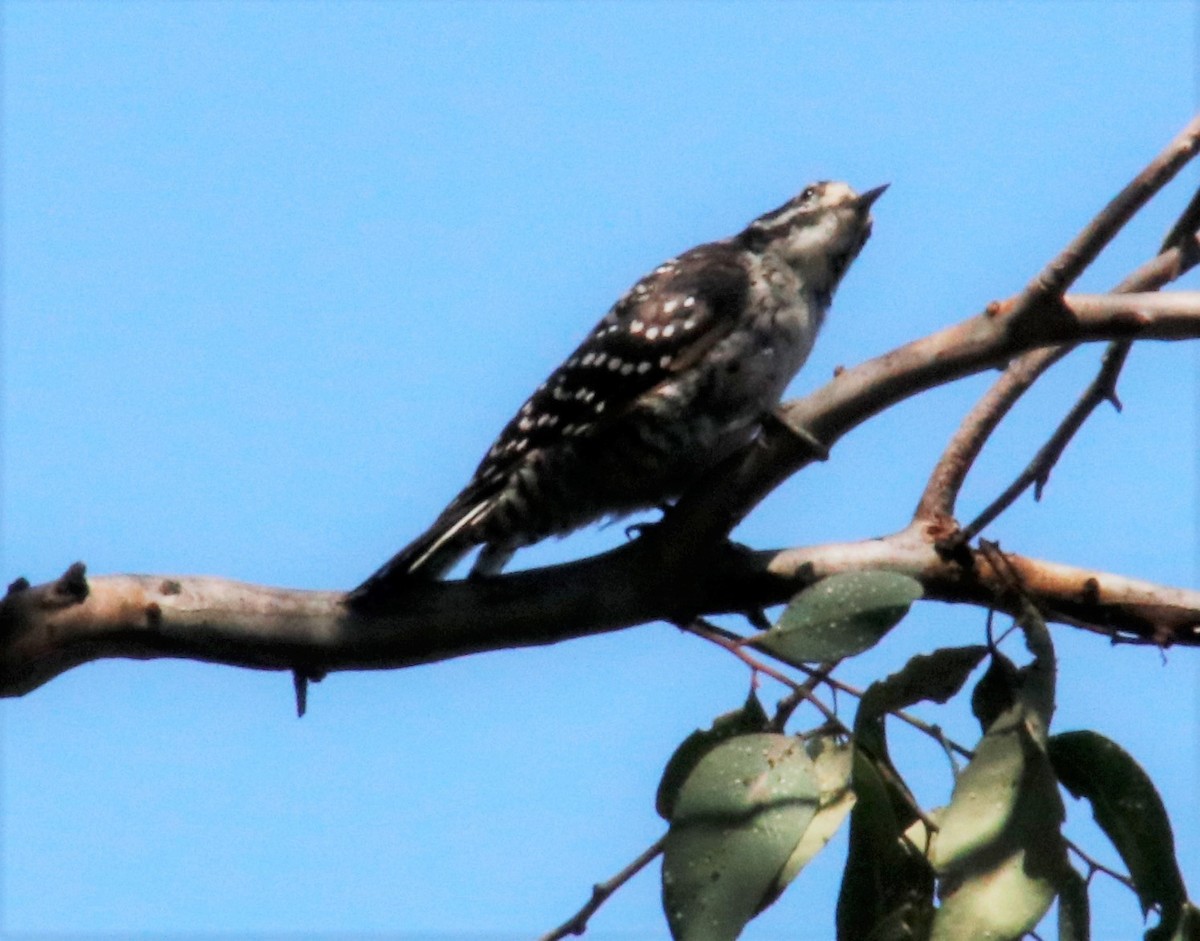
914;344;1070;527
1019;114;1200;301
6;289;1200;696
951;340;1129;546
538;836;666;941
916;208;1200;531
5;515;1199;698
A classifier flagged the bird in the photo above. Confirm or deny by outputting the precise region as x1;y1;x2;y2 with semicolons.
349;180;885;607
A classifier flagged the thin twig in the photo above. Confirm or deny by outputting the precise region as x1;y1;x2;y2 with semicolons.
683;619;845;728
1018;114;1200;303
1065;840;1138;895
772;662;837;731
931;723;964;778
954;341;1130;545
917;116;1200;527
1159;182;1200;254
690;614;984;761
915;345;1070;522
782;665;977;761
537;836;666;941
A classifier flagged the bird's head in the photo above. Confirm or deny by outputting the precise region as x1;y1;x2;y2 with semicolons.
738;181;887;294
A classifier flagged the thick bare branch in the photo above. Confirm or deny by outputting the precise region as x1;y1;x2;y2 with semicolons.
6;290;1200;696
5;515;1199;699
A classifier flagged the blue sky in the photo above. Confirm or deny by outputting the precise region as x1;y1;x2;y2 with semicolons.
3;2;1198;937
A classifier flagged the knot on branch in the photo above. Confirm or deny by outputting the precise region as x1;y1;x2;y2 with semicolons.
55;562;89;605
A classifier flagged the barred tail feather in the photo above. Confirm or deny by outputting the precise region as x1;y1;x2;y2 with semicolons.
347;499;491;609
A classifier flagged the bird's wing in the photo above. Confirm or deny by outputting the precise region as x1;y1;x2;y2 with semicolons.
465;241;751;490
348;242;751;599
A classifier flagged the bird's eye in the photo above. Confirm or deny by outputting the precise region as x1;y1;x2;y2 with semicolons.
799;185;818;204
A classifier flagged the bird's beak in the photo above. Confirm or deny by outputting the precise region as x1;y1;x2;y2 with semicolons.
857;183;889;209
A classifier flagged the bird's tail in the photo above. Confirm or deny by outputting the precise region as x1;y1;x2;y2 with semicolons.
346;498;491;611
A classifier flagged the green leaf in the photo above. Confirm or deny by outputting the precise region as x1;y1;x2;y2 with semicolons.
759;736;856;910
1013;604;1056;731
761;572;923;663
662;733;819;941
1047;730;1187;939
930;623;1065;941
856;645;988;762
970;651;1020;732
656;693;770;820
970;604;1055;736
1057;867;1090;941
851;645;987;834
858;645;989;723
836;750;935;941
932;838;1062;941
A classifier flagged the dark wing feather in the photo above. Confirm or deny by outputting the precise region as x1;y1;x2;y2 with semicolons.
467;241;750;488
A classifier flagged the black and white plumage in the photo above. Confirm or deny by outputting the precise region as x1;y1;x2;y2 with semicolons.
350;181;884;606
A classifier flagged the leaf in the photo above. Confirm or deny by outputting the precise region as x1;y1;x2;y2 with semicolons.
1047;730;1187;939
662;733;819;941
970;651;1021;732
852;645;987;834
1057;867;1090;941
932;838;1062;941
760;572;923;663
856;645;988;762
656;693;769;820
929;715;1067;940
930;620;1065;941
836;749;935;941
858;645;989;722
758;736;856;910
1013;603;1056;732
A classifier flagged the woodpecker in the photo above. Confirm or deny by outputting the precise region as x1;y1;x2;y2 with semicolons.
350;181;885;607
